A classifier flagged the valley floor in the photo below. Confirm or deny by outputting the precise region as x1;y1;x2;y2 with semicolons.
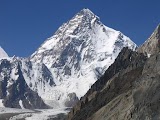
0;107;70;120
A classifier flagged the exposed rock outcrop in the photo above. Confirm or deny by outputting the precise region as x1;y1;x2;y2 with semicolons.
67;24;160;120
138;24;160;56
67;47;147;120
0;59;49;109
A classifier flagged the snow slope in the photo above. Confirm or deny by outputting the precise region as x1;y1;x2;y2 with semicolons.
0;46;9;59
0;58;49;109
0;99;4;107
30;8;137;107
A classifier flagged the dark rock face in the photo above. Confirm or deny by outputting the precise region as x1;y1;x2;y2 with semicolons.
67;47;147;120
0;59;48;109
65;93;79;107
41;63;55;86
86;47;146;94
67;24;160;120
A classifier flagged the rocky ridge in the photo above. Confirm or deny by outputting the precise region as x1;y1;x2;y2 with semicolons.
67;24;160;120
138;24;160;56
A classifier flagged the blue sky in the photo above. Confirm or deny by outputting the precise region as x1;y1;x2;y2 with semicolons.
0;0;160;57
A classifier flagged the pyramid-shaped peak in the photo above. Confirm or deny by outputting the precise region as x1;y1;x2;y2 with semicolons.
78;8;95;16
81;8;93;13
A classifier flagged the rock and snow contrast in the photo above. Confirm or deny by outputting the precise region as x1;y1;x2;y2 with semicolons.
0;58;48;109
68;24;160;120
30;8;137;107
0;8;138;119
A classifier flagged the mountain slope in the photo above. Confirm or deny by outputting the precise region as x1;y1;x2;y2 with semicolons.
138;24;160;56
0;46;8;58
0;58;48;109
67;24;160;120
30;8;137;107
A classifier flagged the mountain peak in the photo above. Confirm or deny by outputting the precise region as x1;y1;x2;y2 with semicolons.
30;8;136;107
76;8;96;20
79;8;94;15
0;46;9;58
138;24;160;56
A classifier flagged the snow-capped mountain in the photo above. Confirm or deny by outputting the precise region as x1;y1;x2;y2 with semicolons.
0;46;8;58
0;58;48;109
30;8;137;107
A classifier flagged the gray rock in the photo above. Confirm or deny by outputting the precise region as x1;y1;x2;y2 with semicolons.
138;24;160;56
67;24;160;120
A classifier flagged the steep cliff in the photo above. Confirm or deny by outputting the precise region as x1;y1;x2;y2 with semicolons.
68;24;160;120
